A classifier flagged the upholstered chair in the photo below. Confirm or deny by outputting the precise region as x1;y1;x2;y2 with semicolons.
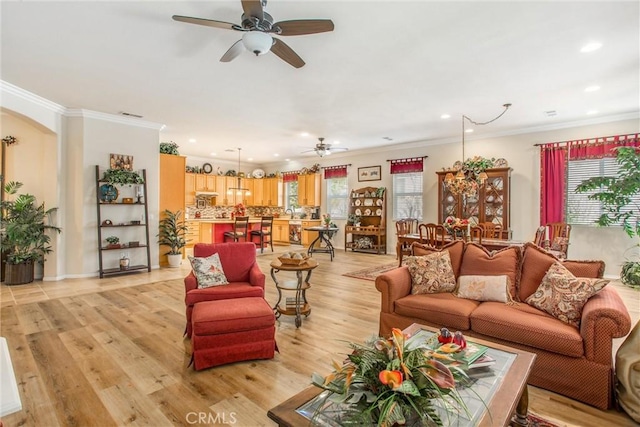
184;242;265;337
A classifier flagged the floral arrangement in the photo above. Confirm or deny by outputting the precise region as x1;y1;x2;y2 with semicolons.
311;328;469;427
102;168;144;185
159;141;180;155
443;216;469;234
232;203;246;218
322;213;332;227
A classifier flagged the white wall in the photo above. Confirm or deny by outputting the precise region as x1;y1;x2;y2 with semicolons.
270;117;639;277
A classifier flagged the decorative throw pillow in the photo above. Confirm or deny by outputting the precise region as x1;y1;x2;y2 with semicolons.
456;275;513;303
525;262;608;328
406;251;456;295
188;253;229;289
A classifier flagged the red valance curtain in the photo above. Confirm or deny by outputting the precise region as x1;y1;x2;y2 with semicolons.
281;171;299;183
569;133;639;160
540;144;568;225
389;157;425;174
323;165;348;179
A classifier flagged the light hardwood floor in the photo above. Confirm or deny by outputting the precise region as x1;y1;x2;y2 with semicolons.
1;247;638;427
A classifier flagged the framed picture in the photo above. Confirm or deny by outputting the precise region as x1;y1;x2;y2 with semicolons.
358;165;381;182
110;153;133;171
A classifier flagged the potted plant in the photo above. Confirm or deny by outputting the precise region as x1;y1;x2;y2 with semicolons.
105;236;120;249
102;168;144;186
159;141;180;155
575;146;640;288
157;209;189;268
0;181;61;285
347;213;362;226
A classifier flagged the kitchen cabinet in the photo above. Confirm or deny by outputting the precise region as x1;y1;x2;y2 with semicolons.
436;167;512;239
345;186;387;254
298;173;321;206
195;174;216;191
273;219;290;245
185;221;200;248
199;222;213;244
215;176;237;206
185;173;196;205
301;220;321;246
250;177;282;206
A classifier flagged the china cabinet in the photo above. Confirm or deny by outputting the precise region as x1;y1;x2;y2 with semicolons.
436;167;512;239
344;186;387;254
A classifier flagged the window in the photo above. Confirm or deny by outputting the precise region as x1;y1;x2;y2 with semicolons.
326;177;348;219
392;172;423;220
285;181;298;210
567;157;640;225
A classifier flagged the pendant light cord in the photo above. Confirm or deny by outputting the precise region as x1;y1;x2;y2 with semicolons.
461;103;512;161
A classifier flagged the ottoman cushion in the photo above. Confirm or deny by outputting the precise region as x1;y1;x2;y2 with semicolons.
191;297;276;370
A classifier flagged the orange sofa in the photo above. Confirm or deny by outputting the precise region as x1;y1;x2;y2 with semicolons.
375;241;631;410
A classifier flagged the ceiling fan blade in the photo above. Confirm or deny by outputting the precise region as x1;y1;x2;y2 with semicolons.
220;40;245;62
172;15;240;31
270;38;305;68
273;19;335;36
241;0;264;20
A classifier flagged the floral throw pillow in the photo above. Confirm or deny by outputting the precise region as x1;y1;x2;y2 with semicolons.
525;262;608;328
456;275;513;303
188;253;229;289
406;251;456;295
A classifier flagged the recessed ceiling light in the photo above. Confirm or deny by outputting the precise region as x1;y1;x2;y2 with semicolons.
580;42;602;53
586;110;599;115
465;129;474;133
188;138;197;143
300;132;309;137
210;152;217;156
285;158;290;162
440;114;451;119
584;85;600;92
333;140;340;145
274;153;279;157
247;157;253;161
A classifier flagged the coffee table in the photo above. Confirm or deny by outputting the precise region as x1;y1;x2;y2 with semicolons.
268;323;536;427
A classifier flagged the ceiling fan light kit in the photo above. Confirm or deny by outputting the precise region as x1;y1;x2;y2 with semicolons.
172;0;334;68
302;137;349;158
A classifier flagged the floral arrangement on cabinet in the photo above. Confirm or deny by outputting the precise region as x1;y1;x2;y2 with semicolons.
443;216;469;234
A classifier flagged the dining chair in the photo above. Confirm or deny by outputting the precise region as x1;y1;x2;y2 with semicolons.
395;218;418;265
468;226;484;244
450;225;468;242
545;222;572;259
250;216;274;253
479;222;501;239
533;226;546;247
223;216;250;242
417;223;446;247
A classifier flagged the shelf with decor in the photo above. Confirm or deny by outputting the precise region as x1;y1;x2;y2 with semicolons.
95;165;151;278
344;186;386;254
436;166;512;239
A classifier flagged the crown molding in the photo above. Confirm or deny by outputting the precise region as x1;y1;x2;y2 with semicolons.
65;109;165;130
0;80;66;114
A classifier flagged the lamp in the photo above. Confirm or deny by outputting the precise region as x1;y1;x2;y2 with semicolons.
445;103;511;197
227;148;251;196
242;31;273;56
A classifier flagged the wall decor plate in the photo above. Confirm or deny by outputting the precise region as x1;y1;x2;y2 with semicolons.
364;199;374;206
355;199;362;206
202;163;213;174
355;208;362;216
252;168;265;179
494;158;508;167
99;184;118;203
364;208;372;216
376;209;382;216
376;199;383;206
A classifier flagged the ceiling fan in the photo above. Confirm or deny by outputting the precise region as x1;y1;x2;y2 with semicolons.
302;138;349;157
172;0;334;68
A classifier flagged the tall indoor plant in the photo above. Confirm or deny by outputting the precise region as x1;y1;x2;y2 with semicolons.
157;209;189;267
0;181;61;284
575;146;640;288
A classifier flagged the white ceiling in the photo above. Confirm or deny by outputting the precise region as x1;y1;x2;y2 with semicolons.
2;1;639;165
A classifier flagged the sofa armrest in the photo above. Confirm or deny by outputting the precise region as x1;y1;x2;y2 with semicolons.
249;262;266;292
580;286;632;364
375;266;412;314
185;271;198;293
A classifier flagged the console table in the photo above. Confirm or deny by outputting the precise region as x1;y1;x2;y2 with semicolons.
305;226;338;261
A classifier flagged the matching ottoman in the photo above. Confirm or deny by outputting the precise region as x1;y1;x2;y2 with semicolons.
190;297;277;370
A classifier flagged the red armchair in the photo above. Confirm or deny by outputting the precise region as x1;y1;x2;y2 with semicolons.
184;242;266;337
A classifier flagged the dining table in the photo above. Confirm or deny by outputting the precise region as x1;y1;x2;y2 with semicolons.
396;233;525;266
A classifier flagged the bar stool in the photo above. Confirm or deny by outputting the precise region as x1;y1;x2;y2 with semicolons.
250;216;274;253
223;216;249;242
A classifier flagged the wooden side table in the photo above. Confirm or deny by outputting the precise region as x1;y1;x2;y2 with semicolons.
270;258;319;328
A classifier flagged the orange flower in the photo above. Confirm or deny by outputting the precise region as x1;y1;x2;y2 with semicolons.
379;370;403;389
418;360;456;389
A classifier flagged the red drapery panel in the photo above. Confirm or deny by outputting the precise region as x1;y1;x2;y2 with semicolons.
323;165;348;179
569;133;640;160
390;157;424;174
281;171;299;183
540;144;568;225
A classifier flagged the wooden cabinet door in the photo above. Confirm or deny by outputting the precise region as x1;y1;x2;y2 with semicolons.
301;220;321;246
273;220;289;243
206;175;216;191
298;174;320;206
269;178;283;206
253;179;265;206
185;221;200;248
199;223;212;244
160;154;186;215
195;174;207;191
185;173;196;206
214;176;235;206
241;178;253;206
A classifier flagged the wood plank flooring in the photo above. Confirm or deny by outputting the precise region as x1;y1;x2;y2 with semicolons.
1;248;638;426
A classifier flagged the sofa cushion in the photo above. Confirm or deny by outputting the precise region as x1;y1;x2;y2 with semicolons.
470;302;584;357
188;253;229;288
456;275;513;303
526;262;609;328
394;292;479;331
518;242;604;301
459;243;521;299
406;252;456;295
411;240;465;277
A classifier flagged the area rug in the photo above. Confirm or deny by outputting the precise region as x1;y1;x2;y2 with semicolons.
527;412;561;427
342;262;400;281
